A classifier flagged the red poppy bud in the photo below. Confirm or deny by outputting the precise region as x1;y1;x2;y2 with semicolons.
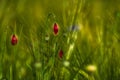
53;23;59;35
11;34;18;45
59;50;63;59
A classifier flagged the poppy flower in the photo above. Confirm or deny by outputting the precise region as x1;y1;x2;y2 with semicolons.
59;50;63;59
11;34;18;45
53;23;59;35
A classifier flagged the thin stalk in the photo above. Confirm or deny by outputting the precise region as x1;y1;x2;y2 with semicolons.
72;0;83;25
10;65;13;80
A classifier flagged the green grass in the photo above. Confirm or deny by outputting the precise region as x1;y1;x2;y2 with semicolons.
0;0;120;80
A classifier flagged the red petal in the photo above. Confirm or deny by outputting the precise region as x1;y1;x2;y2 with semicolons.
11;35;18;45
53;23;59;35
59;50;63;59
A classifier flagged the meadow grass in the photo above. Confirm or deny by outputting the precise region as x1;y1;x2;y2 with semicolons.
0;0;120;80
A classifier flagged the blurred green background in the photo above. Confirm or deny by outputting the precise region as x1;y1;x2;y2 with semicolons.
0;0;120;80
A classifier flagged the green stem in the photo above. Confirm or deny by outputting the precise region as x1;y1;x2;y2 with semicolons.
72;0;82;25
10;65;13;80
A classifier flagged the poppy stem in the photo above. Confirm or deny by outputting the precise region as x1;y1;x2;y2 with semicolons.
10;65;13;80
